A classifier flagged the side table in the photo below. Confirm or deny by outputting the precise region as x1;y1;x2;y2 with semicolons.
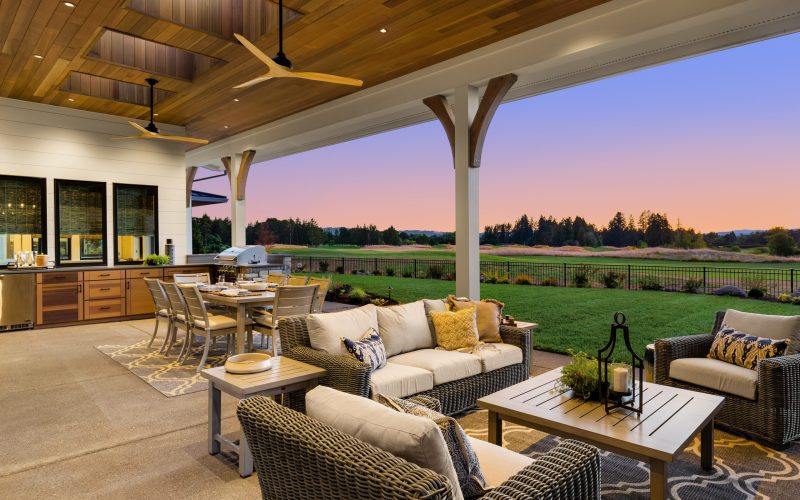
201;356;327;477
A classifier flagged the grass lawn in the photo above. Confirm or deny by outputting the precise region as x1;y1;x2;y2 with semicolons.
318;274;800;357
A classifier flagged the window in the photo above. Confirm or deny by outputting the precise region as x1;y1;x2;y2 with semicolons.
0;175;46;265
114;184;158;264
55;180;107;266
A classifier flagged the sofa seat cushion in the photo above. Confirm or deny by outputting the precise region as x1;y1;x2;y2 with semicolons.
306;304;379;356
306;386;464;500
370;362;434;399
472;344;523;373
670;357;758;400
722;309;800;355
377;300;434;357
389;349;482;385
467;436;533;488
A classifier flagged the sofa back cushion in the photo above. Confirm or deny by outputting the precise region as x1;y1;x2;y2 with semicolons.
377;300;434;357
306;386;463;500
722;309;800;355
447;296;504;343
307;304;379;356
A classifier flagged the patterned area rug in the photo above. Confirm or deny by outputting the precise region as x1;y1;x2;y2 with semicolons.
96;334;270;397
457;410;799;499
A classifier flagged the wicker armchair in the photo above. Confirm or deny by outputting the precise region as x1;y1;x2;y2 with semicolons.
655;311;800;449
237;396;601;500
279;315;531;415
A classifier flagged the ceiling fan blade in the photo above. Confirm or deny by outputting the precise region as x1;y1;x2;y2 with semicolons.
128;121;151;134
233;75;273;89
154;134;210;145
234;33;281;72
111;135;147;140
288;70;363;87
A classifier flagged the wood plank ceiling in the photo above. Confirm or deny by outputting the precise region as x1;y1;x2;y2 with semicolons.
0;0;609;147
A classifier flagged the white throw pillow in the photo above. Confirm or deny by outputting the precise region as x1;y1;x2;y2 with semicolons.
307;304;379;356
306;386;464;500
377;300;434;356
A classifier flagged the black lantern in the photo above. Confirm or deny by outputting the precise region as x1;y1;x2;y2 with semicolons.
597;312;644;415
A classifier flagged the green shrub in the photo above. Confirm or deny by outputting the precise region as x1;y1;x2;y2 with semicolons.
495;274;510;284
385;267;395;277
349;287;368;302
638;276;663;291
555;351;599;400
402;270;412;278
427;265;444;280
318;261;329;272
351;269;359;275
572;266;592;288
372;269;382;276
792;296;800;305
683;279;704;294
778;293;792;303
744;278;766;298
748;288;766;298
335;265;344;274
729;246;741;253
513;274;533;285
599;270;624;289
143;254;170;266
541;277;559;287
370;297;388;307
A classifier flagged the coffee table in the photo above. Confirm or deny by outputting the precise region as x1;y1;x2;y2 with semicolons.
477;367;724;500
201;357;327;477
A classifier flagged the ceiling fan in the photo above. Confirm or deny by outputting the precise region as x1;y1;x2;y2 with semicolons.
116;78;209;145
233;0;363;89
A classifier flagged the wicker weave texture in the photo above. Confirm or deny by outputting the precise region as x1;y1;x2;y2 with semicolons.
655;310;800;448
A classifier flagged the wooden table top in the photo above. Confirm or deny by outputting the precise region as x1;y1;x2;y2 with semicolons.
201;290;275;305
477;367;724;462
201;357;327;398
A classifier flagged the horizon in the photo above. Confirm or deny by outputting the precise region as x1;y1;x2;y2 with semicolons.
193;32;800;234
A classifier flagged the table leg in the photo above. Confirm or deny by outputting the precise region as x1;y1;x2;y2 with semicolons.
488;410;503;446
701;419;714;470
236;303;246;354
208;382;220;455
239;431;253;477
650;459;668;500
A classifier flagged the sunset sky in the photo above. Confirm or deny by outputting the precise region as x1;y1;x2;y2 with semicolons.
193;32;800;234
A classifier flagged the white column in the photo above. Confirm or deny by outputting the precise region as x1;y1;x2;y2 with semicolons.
454;85;480;299
186;202;193;255
229;152;247;247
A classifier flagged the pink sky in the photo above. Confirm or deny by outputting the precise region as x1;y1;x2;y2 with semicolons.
194;33;800;233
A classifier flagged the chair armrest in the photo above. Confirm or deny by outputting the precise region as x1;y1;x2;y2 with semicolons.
406;395;442;413
499;324;532;374
758;353;800;409
482;439;600;499
285;346;372;398
238;396;453;500
654;334;714;384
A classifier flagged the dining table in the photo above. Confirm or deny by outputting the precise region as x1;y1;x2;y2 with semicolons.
200;289;276;354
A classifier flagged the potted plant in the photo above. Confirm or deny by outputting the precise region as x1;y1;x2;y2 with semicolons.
143;254;170;266
555;351;600;400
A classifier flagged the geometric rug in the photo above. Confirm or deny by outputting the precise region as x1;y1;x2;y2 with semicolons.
457;409;800;500
96;337;268;397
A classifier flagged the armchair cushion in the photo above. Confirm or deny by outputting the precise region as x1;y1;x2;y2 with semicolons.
370;362;434;398
670;357;758;400
722;309;800;355
467;436;533;488
307;304;379;356
377;300;434;356
306;386;464;500
390;349;482;385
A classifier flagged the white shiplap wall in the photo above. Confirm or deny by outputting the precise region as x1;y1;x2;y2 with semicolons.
0;97;189;265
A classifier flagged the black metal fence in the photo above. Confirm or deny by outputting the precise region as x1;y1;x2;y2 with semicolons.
293;256;799;296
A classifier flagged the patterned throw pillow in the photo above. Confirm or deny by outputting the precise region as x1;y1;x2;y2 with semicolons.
342;328;387;370
708;325;790;370
446;295;504;343
430;307;479;351
378;395;487;499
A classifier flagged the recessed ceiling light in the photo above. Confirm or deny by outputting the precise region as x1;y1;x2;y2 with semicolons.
33;54;43;59
63;2;76;7
379;28;387;33
153;113;158;116
233;98;239;102
224;125;229;129
67;98;74;102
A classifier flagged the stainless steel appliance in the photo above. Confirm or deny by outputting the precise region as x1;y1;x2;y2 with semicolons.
0;273;35;331
213;246;291;281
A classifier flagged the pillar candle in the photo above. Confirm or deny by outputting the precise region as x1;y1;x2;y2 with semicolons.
613;366;629;392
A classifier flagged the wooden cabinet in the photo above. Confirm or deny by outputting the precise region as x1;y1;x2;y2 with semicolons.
83;272;124;320
125;268;163;316
85;298;125;320
36;272;83;325
163;266;210;281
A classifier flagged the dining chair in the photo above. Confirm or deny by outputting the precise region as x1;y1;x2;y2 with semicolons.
266;273;287;286
161;281;191;357
287;274;309;285
178;284;253;372
173;273;211;285
307;276;332;313
252;284;318;356
143;278;172;352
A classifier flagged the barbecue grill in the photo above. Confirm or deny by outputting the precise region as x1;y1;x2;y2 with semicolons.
213;246;291;281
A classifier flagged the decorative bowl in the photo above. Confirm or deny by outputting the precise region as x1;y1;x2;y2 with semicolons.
224;353;272;374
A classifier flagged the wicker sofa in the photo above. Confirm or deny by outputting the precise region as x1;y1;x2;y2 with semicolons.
655;309;800;449
279;301;531;415
238;394;601;499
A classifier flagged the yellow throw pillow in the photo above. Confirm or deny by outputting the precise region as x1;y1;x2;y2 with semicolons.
446;295;504;343
430;307;479;351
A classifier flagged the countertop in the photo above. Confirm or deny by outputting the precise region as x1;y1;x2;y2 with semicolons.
0;263;211;275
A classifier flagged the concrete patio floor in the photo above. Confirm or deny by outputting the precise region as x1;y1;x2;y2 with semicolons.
0;317;566;499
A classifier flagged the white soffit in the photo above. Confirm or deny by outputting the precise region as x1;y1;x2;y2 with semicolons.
187;0;800;167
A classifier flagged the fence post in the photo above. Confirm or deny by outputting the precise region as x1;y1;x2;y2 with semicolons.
792;269;795;294
507;261;511;278
627;265;631;289
341;257;345;274
374;258;378;274
563;263;567;287
703;267;707;292
414;259;418;279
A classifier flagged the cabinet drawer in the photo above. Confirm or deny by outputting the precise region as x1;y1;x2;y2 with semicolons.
85;298;124;320
126;268;164;279
85;279;124;300
85;270;123;281
164;267;210;280
40;272;81;284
